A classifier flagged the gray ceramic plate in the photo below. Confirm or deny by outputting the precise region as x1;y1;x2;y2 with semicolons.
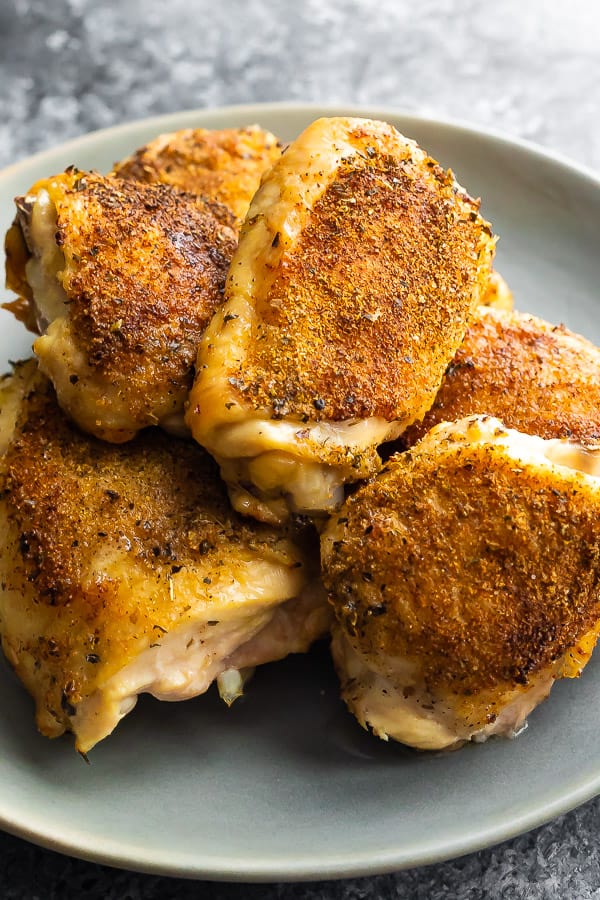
1;103;599;882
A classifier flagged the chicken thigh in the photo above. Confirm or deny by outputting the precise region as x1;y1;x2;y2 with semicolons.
0;361;329;753
321;415;600;751
5;169;236;441
400;307;600;449
187;116;495;524
113;125;282;229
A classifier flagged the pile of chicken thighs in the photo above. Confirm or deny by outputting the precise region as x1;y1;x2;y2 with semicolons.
1;117;600;755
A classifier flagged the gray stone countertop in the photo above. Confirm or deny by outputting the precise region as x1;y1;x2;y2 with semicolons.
1;1;600;897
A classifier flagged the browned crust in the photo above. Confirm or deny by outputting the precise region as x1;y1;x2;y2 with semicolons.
1;295;38;333
3;221;37;332
113;126;282;227
322;442;600;706
0;367;304;736
46;170;236;424
237;143;494;423
479;270;513;310
400;308;600;448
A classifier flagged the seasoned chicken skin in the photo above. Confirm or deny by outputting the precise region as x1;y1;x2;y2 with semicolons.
0;362;329;753
113;125;282;229
321;415;600;751
6;168;236;442
401;307;600;450
187;117;495;524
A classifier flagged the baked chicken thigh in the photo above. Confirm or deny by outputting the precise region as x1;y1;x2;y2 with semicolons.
0;362;329;753
400;307;600;449
187;116;495;524
113;125;282;229
5;169;236;442
322;415;600;751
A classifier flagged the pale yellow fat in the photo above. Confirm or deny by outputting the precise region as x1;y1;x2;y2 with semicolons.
25;189;68;329
72;554;307;753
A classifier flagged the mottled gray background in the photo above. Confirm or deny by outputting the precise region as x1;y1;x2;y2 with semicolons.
1;0;600;897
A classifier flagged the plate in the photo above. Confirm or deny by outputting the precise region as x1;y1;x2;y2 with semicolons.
1;103;600;882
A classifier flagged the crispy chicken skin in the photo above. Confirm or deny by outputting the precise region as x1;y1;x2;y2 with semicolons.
0;362;329;753
113;125;282;229
7;168;236;442
400;307;600;450
480;270;513;311
4;217;38;332
187;117;495;524
322;416;600;751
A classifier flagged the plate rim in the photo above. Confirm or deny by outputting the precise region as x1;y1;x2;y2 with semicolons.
3;99;600;194
1;101;600;882
2;768;600;882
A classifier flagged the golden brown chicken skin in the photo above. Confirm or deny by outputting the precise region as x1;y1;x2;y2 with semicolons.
7;168;237;442
0;362;329;753
321;416;600;750
400;307;600;450
479;270;513;311
113;125;282;229
187;117;495;524
4;213;38;332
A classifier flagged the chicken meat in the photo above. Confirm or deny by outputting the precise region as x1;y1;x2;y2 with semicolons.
0;361;329;753
5;169;237;441
187;116;495;524
400;306;600;449
321;415;600;751
113;125;282;230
